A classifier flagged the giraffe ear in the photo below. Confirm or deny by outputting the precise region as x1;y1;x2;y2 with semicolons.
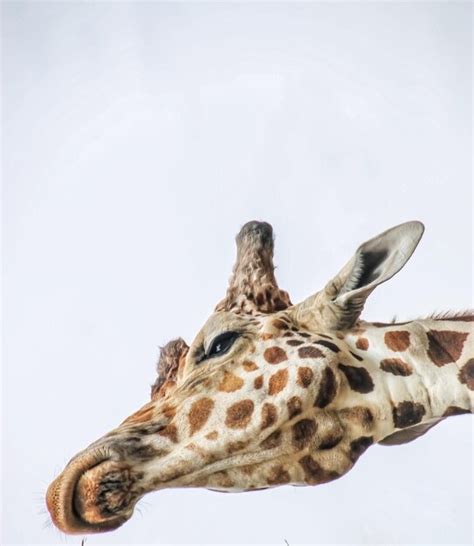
290;221;425;330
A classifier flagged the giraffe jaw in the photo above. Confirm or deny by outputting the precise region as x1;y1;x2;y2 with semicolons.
46;448;136;534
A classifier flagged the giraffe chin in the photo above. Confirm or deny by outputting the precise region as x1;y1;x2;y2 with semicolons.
46;449;135;534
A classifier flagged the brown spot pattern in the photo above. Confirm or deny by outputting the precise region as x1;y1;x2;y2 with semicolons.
384;330;411;352
458;358;474;390
338;363;374;393
188;398;214;435
314;340;340;353
161;405;176;419
261;403;278;430
287;339;304;347
319;432;343;450
392;401;426;428
268;368;289;395
242;360;258;372
350;351;364;362
272;319;289;330
340;406;374;430
299;455;338;485
218;371;244;393
205;431;218;440
264;346;288;364
356;337;369;350
225;399;254;429
297;367;314;388
316;333;333;340
380;358;413;376
426;330;468;367
298;346;324;359
240;464;255;476
226;440;250;454
158;424;178;443
254;375;264;389
121;439;165;461
267;465;291;485
314;367;338;408
185;442;208;458
349;436;373;462
292;418;317;450
213;472;234;488
287;396;303;419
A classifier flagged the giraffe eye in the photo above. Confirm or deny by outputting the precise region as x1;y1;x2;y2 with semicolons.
206;331;239;359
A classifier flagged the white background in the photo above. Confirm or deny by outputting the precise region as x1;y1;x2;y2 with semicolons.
2;2;472;545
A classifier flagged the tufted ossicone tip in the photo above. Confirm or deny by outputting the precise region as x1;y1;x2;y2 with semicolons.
215;220;292;315
235;221;274;252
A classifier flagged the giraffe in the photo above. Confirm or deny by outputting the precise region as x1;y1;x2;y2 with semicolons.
46;220;473;534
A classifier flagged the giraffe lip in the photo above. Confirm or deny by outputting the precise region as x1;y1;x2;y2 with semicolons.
46;449;132;534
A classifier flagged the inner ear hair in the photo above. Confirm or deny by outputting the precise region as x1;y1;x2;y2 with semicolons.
290;221;425;332
332;221;425;328
341;248;390;294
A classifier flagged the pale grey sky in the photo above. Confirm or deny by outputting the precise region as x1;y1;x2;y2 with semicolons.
2;1;472;545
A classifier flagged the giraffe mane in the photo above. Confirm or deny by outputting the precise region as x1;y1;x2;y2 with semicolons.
427;309;474;321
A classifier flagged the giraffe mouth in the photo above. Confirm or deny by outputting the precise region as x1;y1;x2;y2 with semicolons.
46;448;137;534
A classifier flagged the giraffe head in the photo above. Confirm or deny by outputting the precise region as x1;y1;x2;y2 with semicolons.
46;220;425;534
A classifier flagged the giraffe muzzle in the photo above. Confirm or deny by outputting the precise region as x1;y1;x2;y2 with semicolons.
46;448;136;534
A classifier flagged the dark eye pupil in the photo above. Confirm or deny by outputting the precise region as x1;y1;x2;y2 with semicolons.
208;331;238;358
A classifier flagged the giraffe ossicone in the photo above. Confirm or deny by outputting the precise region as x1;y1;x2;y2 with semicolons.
46;220;473;534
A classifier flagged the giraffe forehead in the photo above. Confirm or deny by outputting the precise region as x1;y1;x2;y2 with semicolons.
196;308;297;337
192;311;263;344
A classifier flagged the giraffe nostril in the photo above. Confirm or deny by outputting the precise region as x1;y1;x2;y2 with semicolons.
74;461;134;525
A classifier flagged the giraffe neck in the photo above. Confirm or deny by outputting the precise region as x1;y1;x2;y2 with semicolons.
344;316;473;442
